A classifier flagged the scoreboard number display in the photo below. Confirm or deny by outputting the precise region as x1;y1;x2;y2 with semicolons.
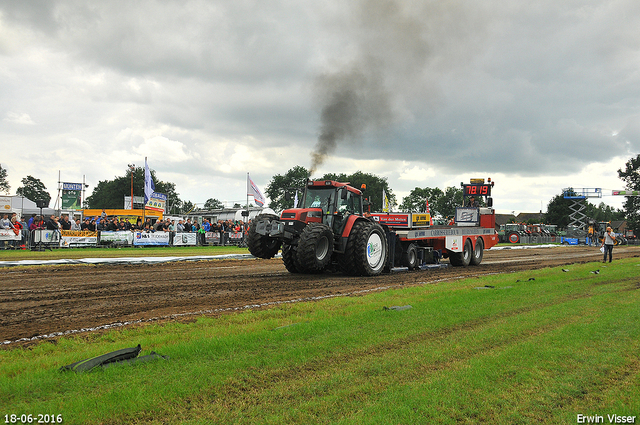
463;184;492;197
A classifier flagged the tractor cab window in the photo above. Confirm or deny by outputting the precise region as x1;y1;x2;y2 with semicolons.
304;187;362;216
337;189;362;215
309;196;322;208
304;188;334;210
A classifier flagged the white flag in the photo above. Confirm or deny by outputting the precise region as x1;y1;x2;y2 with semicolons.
144;157;155;204
247;173;266;206
294;191;299;208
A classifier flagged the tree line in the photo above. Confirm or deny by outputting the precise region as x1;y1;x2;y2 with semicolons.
2;153;639;233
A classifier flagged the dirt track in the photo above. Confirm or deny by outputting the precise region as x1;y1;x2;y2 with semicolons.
1;245;638;345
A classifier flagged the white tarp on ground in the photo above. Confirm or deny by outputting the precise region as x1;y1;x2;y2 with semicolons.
0;253;256;268
488;244;566;250
0;244;569;268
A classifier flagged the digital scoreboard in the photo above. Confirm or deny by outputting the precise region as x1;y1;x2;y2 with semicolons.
463;184;492;197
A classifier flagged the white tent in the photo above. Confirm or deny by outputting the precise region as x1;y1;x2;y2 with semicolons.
0;196;56;219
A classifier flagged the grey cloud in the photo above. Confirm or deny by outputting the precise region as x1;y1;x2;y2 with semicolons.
47;1;320;84
305;0;640;177
2;0;639;208
308;0;490;173
0;0;58;34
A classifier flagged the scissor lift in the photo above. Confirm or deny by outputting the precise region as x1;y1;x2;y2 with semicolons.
562;188;602;229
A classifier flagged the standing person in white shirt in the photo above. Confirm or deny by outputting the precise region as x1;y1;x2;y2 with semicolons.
601;226;616;263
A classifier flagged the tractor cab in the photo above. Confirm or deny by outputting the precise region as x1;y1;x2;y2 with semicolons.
282;180;364;235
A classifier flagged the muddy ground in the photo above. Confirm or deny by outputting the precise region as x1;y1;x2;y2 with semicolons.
1;245;638;346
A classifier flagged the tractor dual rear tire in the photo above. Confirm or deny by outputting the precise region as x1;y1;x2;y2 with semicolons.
339;221;388;276
246;213;282;259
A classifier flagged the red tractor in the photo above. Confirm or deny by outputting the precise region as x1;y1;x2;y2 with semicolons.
247;180;388;276
247;178;499;275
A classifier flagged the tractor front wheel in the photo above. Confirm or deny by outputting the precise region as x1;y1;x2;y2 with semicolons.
282;242;299;273
296;223;334;273
246;214;282;259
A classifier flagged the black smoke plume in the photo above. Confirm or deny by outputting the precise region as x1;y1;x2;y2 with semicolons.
309;66;392;176
308;0;483;175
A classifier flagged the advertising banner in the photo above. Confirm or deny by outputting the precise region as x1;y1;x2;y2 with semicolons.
33;230;61;244
371;213;410;228
145;192;166;213
133;231;170;246
172;232;198;246
60;230;98;247
0;197;11;212
411;213;432;227
205;231;220;244
115;215;142;225
0;228;20;241
455;207;480;226
228;232;244;242
99;231;134;245
445;236;463;253
62;183;83;210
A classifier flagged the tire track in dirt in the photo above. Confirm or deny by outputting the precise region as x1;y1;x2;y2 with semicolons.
1;246;638;345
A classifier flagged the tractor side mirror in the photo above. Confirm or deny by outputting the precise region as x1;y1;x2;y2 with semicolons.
341;188;348;200
284;192;291;202
487;197;493;207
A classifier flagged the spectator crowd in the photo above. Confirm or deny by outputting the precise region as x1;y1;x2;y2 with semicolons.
2;210;252;249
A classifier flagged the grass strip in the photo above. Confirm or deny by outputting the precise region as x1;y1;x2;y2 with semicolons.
1;259;638;424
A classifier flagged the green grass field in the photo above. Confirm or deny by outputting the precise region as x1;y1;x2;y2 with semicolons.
1;259;638;424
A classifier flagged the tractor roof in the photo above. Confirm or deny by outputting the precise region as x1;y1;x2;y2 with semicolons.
307;180;362;195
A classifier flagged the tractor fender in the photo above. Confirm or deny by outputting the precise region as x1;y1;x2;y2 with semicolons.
341;215;369;238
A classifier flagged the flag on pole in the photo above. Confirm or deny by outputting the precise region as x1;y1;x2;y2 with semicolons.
247;173;266;206
294;191;299;208
144;157;155;204
382;189;390;212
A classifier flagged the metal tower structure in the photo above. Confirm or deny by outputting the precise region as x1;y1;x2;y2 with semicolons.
562;188;602;229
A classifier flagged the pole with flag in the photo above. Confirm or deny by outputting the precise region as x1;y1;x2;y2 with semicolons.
247;173;266;209
382;189;390;213
144;157;155;224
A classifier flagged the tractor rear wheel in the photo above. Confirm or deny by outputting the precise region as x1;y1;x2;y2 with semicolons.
296;223;334;273
246;213;282;259
340;221;388;276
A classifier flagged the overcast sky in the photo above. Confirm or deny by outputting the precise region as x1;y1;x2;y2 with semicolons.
2;0;638;215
